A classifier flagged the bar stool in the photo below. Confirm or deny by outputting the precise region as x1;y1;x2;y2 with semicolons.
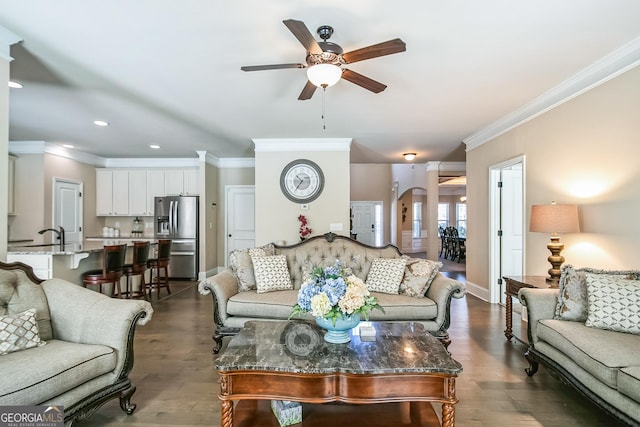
147;239;171;298
82;244;127;297
122;241;150;299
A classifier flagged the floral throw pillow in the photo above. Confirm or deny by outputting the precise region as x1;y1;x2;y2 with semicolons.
252;255;293;294
365;258;407;294
399;258;442;298
0;308;47;356
585;273;640;334
228;244;275;292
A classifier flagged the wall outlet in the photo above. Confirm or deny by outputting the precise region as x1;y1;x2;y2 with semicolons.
329;223;343;231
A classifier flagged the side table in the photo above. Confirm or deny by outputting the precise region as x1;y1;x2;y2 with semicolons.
503;276;554;342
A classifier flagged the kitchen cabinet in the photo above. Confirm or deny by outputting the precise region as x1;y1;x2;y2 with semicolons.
96;169;114;215
146;169;164;216
164;169;198;195
8;155;16;215
97;168;199;216
112;170;129;215
6;253;52;280
128;170;148;216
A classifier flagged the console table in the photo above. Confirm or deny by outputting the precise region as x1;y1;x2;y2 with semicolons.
216;320;463;427
503;275;555;342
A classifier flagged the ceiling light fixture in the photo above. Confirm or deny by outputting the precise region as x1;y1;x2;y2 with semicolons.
149;144;160;149
62;144;74;149
306;64;342;88
93;120;109;127
403;153;417;161
8;81;23;89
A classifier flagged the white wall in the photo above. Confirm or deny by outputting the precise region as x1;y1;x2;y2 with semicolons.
466;65;640;292
254;139;351;245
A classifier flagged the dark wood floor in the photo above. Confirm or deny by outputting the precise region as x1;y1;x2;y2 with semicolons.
79;278;621;426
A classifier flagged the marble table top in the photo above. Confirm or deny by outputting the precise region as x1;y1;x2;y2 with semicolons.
216;320;463;376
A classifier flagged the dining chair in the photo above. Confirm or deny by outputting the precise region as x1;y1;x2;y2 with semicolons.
81;244;127;297
122;241;151;299
147;239;172;298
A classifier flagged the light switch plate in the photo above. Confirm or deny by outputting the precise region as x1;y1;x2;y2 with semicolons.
329;223;343;231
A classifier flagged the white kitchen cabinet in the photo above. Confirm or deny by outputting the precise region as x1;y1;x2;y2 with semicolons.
8;155;16;215
6;253;52;280
146;169;164;216
112;170;129;215
96;169;114;215
128;170;148;216
183;169;198;195
164;169;184;195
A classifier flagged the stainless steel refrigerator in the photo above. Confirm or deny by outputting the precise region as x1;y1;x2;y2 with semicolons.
154;195;199;279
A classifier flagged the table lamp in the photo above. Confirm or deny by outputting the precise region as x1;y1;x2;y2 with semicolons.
529;202;580;283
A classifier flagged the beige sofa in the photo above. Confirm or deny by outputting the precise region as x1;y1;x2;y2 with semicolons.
199;233;466;353
519;265;640;426
0;261;153;426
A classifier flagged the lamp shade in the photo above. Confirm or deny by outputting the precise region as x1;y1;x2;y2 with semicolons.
307;64;342;88
529;204;580;234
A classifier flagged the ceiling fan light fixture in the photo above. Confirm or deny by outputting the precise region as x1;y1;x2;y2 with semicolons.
403;153;417;161
307;63;342;88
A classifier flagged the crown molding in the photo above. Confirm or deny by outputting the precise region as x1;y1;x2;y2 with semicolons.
253;138;352;152
217;157;255;168
0;25;21;61
464;35;640;151
9;141;106;166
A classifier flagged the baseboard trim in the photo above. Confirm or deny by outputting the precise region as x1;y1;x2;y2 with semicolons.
465;280;490;302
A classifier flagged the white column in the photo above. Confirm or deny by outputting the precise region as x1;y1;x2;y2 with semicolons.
0;26;22;260
425;162;440;261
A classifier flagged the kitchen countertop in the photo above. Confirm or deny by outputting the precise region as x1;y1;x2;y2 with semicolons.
8;239;157;255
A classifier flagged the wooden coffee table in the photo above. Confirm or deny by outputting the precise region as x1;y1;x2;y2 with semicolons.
215;320;463;427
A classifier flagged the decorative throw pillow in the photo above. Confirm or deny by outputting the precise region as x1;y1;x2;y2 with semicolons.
585;273;640;334
366;258;407;294
228;244;275;291
0;308;46;356
399;258;442;298
554;265;640;322
252;255;293;294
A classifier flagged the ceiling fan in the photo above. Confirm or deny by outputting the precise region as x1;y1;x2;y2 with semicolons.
241;19;406;100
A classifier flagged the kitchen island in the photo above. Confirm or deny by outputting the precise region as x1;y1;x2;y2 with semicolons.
7;239;156;285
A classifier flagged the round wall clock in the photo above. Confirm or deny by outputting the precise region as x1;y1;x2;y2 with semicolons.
280;159;325;203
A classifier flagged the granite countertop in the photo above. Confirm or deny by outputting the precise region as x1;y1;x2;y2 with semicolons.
216;320;463;375
8;239;157;255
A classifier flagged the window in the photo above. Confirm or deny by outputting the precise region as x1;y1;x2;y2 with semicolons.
438;203;449;230
412;202;422;238
456;203;467;238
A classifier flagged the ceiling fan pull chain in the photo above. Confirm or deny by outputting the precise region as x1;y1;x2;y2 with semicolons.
322;85;327;130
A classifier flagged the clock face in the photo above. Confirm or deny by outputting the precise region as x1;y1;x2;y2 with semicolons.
280;159;324;203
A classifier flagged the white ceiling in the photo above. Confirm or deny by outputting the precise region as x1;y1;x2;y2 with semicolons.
2;1;640;163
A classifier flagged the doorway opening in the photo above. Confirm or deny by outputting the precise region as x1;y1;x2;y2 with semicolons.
489;156;525;304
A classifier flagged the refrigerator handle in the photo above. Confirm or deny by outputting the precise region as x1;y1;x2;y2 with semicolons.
169;200;174;235
174;200;179;234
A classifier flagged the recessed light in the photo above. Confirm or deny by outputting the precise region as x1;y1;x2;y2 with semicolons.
8;81;23;89
149;144;160;149
62;144;74;149
93;120;109;127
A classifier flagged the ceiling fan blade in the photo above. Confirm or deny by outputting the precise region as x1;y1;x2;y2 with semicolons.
298;80;317;100
241;63;305;72
341;69;387;93
283;19;323;54
342;38;406;64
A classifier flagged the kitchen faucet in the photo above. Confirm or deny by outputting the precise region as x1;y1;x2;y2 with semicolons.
39;226;65;249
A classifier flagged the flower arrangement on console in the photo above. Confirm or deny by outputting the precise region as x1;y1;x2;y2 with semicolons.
290;261;384;325
298;215;312;241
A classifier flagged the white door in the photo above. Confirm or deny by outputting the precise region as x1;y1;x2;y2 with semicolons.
53;178;83;244
350;202;382;246
489;157;525;304
226;186;255;264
